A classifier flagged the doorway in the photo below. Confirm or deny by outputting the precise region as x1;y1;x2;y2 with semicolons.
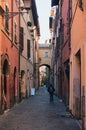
74;50;81;119
3;59;9;110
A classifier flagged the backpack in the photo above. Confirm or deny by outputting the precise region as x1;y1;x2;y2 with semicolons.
48;85;54;93
49;86;53;92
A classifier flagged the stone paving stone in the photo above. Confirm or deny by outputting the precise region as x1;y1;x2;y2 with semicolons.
0;86;81;130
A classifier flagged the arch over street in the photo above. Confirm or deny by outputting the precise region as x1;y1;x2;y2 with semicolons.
39;43;52;86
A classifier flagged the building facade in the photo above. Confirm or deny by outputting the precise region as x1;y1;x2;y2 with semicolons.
58;0;71;106
50;0;86;129
69;0;86;129
0;0;19;112
39;43;52;86
19;0;35;99
0;0;40;114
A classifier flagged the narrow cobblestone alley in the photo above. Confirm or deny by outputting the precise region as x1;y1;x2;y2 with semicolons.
0;86;81;130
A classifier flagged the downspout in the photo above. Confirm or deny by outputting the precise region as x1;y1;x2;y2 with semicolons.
67;0;71;108
69;0;72;50
0;8;1;112
18;0;21;101
0;52;1;112
11;0;13;47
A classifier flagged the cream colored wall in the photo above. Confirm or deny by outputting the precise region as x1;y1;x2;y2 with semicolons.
20;11;33;63
39;48;51;66
20;61;34;98
20;5;34;97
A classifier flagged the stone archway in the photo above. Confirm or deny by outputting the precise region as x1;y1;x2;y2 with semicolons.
39;64;50;87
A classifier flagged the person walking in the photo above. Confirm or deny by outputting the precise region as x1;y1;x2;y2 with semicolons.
47;84;55;102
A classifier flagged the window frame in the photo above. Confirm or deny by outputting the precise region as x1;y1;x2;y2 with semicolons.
44;52;48;58
78;0;83;11
5;4;9;33
13;21;17;44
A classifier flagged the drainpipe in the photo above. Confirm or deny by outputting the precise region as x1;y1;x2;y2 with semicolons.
18;0;21;102
33;27;36;90
0;13;2;112
51;38;54;86
69;0;71;50
33;38;35;89
0;52;1;112
82;86;85;130
11;0;13;47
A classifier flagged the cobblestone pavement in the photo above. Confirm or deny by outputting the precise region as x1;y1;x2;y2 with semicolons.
0;86;81;130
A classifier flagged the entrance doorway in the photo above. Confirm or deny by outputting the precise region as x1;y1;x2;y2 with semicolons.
3;59;9;110
74;50;81;119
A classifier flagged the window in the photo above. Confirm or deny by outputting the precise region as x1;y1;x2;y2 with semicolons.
27;40;30;59
51;0;59;7
44;52;48;57
5;5;9;31
78;0;83;11
19;27;24;52
60;19;64;45
14;22;17;44
49;17;53;29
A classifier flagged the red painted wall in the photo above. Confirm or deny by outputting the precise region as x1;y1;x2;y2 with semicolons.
59;0;70;105
0;0;19;111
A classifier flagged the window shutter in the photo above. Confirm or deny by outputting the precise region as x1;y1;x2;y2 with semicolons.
19;27;24;52
27;40;30;59
5;5;9;30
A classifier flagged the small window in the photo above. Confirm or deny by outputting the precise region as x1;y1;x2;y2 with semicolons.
44;52;48;57
14;22;17;44
19;27;24;52
27;40;30;59
5;5;9;31
78;0;83;11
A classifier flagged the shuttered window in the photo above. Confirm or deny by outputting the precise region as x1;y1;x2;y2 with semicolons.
14;22;17;44
27;40;30;59
19;27;24;52
49;17;53;29
5;5;9;31
78;0;83;11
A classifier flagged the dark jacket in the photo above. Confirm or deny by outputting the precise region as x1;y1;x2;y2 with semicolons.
47;84;55;94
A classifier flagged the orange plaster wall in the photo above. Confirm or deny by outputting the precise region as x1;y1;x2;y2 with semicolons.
70;1;86;124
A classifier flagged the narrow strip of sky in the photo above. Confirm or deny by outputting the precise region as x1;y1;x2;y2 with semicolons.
35;0;51;43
